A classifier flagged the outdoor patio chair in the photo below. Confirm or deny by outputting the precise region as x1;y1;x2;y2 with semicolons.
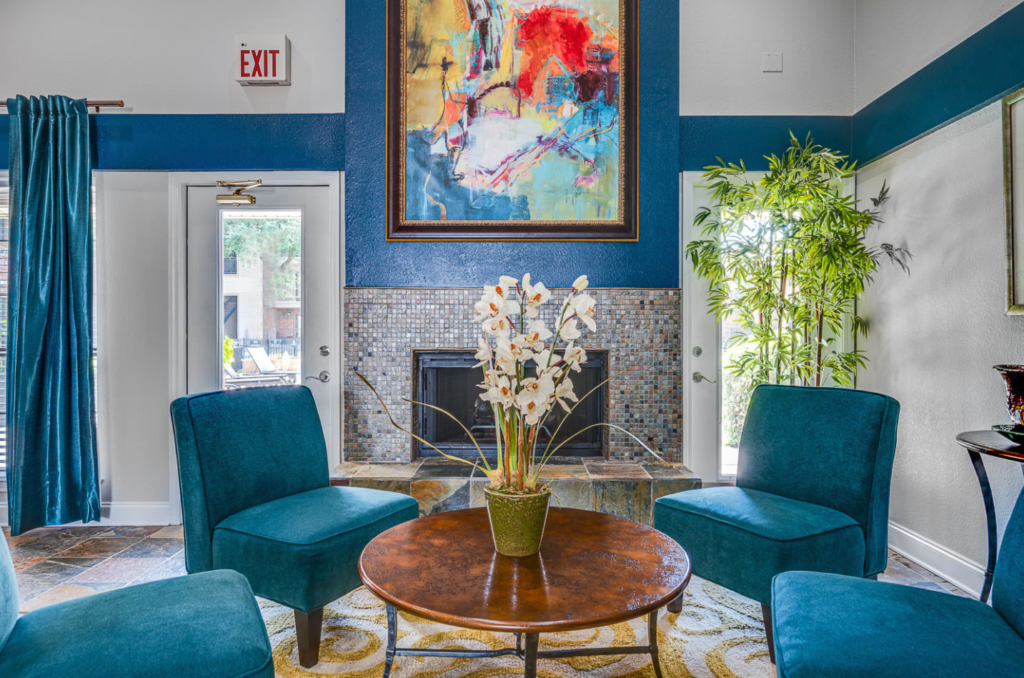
247;346;295;384
224;364;289;389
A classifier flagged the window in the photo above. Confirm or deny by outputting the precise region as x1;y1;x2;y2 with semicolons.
224;251;238;275
220;210;302;389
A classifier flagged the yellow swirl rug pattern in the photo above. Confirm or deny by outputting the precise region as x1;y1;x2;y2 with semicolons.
260;576;775;677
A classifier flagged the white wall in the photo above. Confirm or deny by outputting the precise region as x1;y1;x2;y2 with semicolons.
8;0;860;117
680;0;855;115
0;0;345;114
680;0;1024;116
96;174;173;521
857;104;1024;593
854;0;1024;111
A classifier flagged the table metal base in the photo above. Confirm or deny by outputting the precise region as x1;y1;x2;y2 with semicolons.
967;450;1024;603
968;450;999;603
381;604;666;678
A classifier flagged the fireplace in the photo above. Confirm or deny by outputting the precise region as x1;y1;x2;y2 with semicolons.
413;350;608;459
345;288;681;464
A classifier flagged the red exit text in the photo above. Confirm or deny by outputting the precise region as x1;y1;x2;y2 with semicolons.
240;50;281;79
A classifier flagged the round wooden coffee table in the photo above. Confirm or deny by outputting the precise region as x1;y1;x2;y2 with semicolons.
359;507;691;678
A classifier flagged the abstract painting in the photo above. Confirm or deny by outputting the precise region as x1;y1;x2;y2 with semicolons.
387;0;638;241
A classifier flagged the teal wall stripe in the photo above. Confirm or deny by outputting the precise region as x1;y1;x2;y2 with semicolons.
680;116;852;171
1;113;345;171
852;2;1024;163
2;112;851;173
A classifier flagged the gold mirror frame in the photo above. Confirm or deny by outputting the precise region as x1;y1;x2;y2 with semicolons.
1003;87;1024;314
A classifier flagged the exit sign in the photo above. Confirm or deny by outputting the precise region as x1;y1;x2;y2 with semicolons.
236;34;290;86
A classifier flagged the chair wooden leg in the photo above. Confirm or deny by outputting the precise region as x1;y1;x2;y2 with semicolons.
867;574;878;581
761;603;776;665
295;608;324;668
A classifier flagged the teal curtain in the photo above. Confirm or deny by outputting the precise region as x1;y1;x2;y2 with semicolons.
6;95;99;535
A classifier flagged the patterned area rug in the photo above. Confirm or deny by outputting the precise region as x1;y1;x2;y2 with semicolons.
260;576;773;677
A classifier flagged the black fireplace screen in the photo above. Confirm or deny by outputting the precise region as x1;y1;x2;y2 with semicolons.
415;351;608;459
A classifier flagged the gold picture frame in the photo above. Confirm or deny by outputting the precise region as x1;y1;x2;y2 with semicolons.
385;0;639;242
1003;87;1024;314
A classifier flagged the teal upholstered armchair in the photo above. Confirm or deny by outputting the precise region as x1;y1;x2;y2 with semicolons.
0;533;273;677
771;486;1024;677
654;384;900;663
171;386;420;668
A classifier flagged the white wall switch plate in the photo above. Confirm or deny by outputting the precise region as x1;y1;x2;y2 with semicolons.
763;52;783;73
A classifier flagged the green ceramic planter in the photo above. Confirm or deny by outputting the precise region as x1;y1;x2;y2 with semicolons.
484;487;551;557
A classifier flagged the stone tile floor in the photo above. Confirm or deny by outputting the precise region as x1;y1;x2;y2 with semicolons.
4;524;186;615
5;523;970;616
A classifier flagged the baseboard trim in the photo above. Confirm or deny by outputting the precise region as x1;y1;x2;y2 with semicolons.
888;521;985;598
0;501;173;528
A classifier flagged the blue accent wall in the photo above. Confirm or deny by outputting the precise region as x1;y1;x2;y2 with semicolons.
0;114;345;171
680;116;852;171
852;2;1024;163
344;0;680;289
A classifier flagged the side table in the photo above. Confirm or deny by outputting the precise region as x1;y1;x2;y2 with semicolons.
955;430;1024;602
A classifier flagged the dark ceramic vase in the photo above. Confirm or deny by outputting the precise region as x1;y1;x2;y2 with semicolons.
484;487;551;557
994;365;1024;426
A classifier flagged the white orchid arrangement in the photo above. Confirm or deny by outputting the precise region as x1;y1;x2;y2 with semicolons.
357;273;666;495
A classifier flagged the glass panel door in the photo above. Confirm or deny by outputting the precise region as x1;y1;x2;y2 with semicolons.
683;175;754;482
185;182;339;461
683;172;854;481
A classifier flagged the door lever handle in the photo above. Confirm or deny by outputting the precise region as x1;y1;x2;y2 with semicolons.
306;371;331;384
692;371;717;384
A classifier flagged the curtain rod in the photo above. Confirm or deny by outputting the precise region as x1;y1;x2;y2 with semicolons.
0;100;124;113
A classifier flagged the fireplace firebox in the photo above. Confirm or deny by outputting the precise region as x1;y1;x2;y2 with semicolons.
414;350;608;459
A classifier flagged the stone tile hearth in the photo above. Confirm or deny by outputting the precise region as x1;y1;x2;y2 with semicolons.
331;458;700;526
344;287;682;464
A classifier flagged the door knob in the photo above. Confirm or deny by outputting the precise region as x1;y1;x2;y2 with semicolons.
306;371;331;384
692;371;717;384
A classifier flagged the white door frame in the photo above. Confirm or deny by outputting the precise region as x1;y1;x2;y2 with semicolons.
167;171;343;524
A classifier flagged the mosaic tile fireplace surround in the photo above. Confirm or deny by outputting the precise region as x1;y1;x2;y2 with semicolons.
344;287;684;464
341;287;696;524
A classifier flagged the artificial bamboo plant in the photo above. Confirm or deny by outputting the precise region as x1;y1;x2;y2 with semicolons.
358;274;665;496
686;133;910;388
